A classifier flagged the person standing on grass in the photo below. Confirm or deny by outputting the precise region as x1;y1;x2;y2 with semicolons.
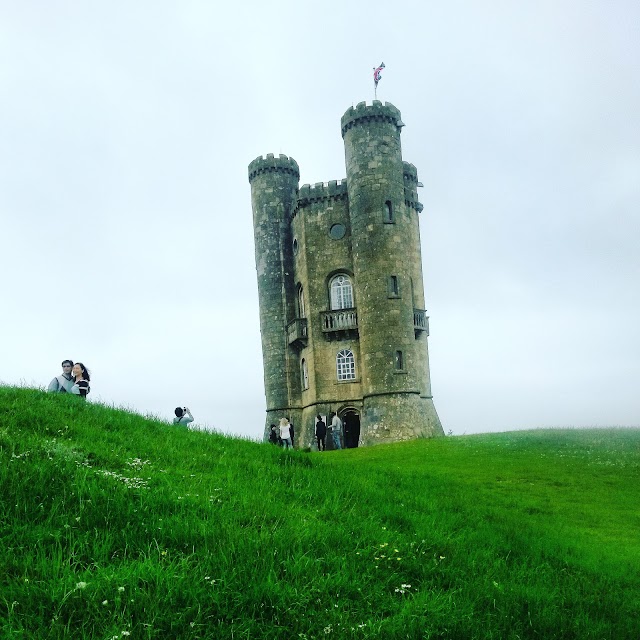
315;414;327;451
279;417;292;449
70;363;91;398
329;411;343;450
47;359;75;393
268;424;280;445
174;407;194;427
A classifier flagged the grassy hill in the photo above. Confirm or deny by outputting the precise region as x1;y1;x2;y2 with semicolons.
1;386;638;639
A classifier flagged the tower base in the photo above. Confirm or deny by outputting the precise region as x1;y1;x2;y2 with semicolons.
359;393;443;446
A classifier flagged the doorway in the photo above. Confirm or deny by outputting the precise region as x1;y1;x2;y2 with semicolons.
342;411;361;448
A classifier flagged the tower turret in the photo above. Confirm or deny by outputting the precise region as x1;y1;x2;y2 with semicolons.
341;101;442;443
248;154;300;436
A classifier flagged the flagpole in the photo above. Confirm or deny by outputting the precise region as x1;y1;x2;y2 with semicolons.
373;62;384;101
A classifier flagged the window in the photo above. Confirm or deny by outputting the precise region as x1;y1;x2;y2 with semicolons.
384;200;393;223
297;285;306;318
395;350;404;370
329;223;346;239
389;275;399;297
301;359;309;390
337;349;356;381
330;274;354;310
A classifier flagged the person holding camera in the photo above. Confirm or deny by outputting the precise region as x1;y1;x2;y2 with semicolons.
173;406;194;427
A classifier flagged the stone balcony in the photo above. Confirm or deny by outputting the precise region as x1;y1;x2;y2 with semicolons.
413;309;429;335
321;308;358;336
287;317;308;348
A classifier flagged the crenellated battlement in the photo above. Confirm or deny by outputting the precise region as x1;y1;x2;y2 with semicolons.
404;188;423;213
403;162;423;211
297;179;348;207
403;162;418;185
248;153;300;183
341;101;402;138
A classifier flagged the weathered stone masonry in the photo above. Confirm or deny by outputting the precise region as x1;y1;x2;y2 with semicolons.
249;101;444;448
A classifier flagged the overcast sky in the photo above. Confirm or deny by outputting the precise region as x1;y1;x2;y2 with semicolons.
1;1;638;438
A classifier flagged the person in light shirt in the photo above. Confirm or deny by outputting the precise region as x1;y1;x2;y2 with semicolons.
329;412;343;450
279;417;293;449
47;359;75;393
173;407;194;427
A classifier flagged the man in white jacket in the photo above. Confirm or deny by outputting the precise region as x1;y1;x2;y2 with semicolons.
330;412;343;450
47;360;75;393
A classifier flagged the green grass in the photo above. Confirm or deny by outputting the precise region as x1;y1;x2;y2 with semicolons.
1;386;638;639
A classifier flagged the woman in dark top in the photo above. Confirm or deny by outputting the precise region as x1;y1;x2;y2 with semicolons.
71;362;91;398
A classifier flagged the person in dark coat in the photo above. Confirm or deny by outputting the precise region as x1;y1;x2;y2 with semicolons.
268;424;280;445
315;414;327;451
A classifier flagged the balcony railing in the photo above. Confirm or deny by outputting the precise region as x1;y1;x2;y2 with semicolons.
414;309;429;335
287;317;308;347
321;308;358;333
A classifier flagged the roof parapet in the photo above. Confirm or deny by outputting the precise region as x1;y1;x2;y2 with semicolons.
403;161;418;184
403;161;423;212
297;179;348;207
248;153;300;183
341;101;402;138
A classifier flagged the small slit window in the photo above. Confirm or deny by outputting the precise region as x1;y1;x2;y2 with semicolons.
389;275;399;297
384;200;394;223
395;350;404;371
301;359;309;390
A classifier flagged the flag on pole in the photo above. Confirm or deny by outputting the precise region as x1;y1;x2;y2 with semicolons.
373;62;385;88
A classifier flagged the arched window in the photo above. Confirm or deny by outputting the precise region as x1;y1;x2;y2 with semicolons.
336;349;356;381
297;285;306;318
330;274;354;310
301;358;309;390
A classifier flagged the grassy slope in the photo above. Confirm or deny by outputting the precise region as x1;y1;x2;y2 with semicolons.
1;387;638;639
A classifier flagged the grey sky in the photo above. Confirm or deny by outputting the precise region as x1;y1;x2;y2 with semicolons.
1;1;638;437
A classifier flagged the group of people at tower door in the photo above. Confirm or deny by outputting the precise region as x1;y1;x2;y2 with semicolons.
268;413;343;450
315;412;342;451
48;359;91;398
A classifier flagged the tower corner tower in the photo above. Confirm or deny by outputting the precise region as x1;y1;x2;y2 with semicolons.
248;153;301;438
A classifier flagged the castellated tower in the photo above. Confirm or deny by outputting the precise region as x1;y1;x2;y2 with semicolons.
248;102;443;448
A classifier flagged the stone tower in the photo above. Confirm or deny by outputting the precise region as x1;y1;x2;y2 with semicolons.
248;101;443;448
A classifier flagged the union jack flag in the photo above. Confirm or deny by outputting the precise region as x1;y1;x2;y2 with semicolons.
373;62;385;87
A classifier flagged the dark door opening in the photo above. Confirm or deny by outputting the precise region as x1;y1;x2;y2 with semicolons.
342;411;361;448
